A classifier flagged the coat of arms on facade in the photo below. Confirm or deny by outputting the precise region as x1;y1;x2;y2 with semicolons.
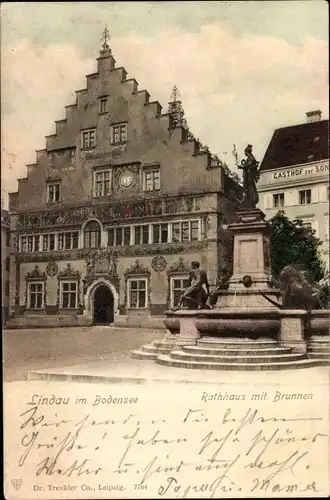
46;261;59;277
151;255;167;272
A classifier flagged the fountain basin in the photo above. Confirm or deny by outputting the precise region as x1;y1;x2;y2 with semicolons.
194;308;280;339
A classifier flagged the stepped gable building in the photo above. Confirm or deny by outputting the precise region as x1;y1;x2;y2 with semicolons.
2;209;10;327
8;31;242;329
258;110;329;268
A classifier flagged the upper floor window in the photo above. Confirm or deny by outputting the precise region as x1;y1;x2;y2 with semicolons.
81;128;96;149
108;227;131;247
134;225;149;245
84;221;101;248
171;220;199;242
273;192;285;208
144;168;160;191
26;235;40;252
42;234;55;251
94;169;111;197
299;189;312;205
58;232;79;250
99;98;108;114
152;223;169;243
47;182;61;203
111;123;127;144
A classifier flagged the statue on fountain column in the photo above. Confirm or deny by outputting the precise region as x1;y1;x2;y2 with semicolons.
172;261;210;310
238;144;260;209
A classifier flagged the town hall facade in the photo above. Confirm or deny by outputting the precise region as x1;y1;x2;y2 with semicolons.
8;33;242;328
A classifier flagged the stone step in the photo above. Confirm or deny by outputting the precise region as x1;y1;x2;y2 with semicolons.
198;338;279;349
152;340;177;348
183;345;292;356
156;355;321;371
141;344;173;355
130;349;157;361
307;346;330;353
307;352;330;361
168;350;305;364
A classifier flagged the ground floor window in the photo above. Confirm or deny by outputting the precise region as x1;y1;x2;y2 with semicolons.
170;275;190;308
127;278;147;309
28;281;44;309
60;281;78;309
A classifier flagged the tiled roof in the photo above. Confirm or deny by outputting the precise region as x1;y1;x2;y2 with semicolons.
260;119;329;172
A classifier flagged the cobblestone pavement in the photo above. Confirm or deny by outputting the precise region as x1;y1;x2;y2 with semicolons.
3;326;165;382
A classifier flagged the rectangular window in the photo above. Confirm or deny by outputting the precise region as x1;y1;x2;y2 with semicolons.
26;235;39;252
28;282;43;309
94;169;111;197
128;278;147;309
42;234;55;252
108;228;115;246
99;98;108;114
170;221;200;242
152;223;169;243
191;221;199;241
20;236;27;252
107;227;131;246
57;232;78;250
61;281;78;309
111;123;127;144
144;169;160;191
134;225;149;245
171;276;190;308
5;256;10;272
47;182;61;203
273;192;285;208
81;128;96;149
299;189;312;205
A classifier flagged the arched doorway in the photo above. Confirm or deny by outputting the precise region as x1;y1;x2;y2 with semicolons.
93;285;114;325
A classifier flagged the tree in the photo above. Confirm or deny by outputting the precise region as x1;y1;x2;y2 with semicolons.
268;211;326;283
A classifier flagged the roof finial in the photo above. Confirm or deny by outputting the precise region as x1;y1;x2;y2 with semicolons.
100;25;111;54
170;84;181;102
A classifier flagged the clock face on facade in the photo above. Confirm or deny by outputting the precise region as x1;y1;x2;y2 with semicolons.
119;171;133;188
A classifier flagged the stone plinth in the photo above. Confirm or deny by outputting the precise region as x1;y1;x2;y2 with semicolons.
279;310;307;354
174;311;200;346
228;208;273;290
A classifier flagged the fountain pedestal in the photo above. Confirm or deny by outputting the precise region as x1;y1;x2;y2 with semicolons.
219;208;280;308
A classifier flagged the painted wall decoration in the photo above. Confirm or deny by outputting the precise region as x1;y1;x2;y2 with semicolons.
151;255;167;272
15;241;209;263
16;194;203;229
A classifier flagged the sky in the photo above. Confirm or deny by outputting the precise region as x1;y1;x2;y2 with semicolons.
1;1;329;207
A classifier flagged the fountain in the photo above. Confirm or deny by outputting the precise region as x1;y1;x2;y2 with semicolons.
131;146;329;370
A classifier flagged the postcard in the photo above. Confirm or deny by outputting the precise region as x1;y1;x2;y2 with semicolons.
2;1;329;499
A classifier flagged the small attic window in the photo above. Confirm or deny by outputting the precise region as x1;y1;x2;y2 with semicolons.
307;154;314;161
313;136;320;142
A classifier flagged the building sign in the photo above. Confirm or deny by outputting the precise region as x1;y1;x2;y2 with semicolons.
273;163;329;180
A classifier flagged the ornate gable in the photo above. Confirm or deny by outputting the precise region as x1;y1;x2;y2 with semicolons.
25;265;46;280
167;257;191;275
124;260;151;277
58;263;80;279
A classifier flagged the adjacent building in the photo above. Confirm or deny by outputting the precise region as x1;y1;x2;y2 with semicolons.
258;110;329;268
2;209;10;327
7;36;242;329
